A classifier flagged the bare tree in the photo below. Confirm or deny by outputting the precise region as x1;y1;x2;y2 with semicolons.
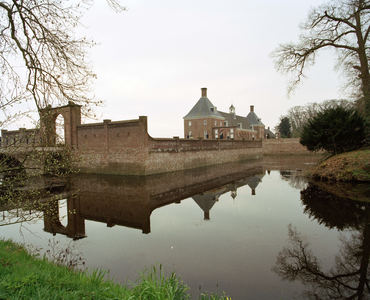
0;0;125;126
284;99;354;137
272;0;370;119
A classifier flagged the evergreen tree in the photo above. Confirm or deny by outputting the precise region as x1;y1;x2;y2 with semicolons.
278;117;291;138
300;107;367;155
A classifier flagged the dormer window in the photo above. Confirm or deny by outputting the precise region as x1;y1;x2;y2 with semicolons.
224;121;228;127
238;123;242;129
210;108;214;112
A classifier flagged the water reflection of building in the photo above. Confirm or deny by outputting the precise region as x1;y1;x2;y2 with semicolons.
1;161;266;239
193;174;265;220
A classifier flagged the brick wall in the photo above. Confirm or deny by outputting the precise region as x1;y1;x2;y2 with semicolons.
262;138;316;155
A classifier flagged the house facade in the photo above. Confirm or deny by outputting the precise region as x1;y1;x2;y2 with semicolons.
183;88;265;140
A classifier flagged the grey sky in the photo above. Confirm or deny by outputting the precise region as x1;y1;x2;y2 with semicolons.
9;0;343;137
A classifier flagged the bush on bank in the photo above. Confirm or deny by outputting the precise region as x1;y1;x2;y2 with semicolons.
300;107;367;155
0;239;230;300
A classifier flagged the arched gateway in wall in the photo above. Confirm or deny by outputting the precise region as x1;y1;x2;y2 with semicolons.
39;101;81;146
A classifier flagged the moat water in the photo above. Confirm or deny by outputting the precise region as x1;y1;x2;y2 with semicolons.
1;155;370;299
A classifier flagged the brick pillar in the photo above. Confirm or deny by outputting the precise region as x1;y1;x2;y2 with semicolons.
103;119;111;152
198;137;203;150
139;116;148;148
173;136;179;151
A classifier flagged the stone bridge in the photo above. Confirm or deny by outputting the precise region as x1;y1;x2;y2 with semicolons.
0;146;68;176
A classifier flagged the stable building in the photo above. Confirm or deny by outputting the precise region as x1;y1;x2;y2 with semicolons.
183;88;265;140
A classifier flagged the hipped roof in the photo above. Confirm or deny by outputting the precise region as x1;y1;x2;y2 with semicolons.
183;97;224;119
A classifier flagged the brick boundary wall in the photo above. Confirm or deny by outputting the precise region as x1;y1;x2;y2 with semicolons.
262;138;317;155
72;116;264;175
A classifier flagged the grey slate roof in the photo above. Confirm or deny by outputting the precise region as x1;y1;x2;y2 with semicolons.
247;174;265;190
265;128;275;138
246;111;265;126
192;193;218;212
218;111;251;129
183;97;224;119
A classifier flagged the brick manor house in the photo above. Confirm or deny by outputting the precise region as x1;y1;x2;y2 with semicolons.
183;88;266;140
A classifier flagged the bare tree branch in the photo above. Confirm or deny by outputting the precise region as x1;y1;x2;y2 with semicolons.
271;0;370;118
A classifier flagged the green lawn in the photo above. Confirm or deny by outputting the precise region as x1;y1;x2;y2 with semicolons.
0;239;231;300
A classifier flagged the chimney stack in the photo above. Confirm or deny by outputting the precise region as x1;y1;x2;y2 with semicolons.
250;105;254;112
201;87;207;98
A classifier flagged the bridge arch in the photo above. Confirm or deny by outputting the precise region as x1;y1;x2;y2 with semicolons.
0;153;24;177
55;114;66;145
39;101;81;146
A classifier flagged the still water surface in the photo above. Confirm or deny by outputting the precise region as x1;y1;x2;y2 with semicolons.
1;156;369;299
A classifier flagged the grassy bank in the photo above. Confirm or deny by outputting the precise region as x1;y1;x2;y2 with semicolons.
0;239;230;300
307;149;370;182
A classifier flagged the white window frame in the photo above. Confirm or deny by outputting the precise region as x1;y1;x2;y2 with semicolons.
204;120;207;125
231;128;234;133
189;121;191;126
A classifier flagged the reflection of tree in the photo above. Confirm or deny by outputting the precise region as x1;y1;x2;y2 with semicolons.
273;224;370;299
301;183;368;230
280;170;308;190
273;182;370;299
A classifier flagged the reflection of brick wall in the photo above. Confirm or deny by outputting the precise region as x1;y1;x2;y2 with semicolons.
262;138;318;155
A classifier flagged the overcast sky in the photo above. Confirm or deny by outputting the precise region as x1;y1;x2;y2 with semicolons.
10;0;344;137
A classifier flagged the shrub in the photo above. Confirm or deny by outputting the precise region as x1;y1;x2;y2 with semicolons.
300;107;367;155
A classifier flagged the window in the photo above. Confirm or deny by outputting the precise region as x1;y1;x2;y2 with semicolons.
189;121;191;126
215;134;218;139
231;128;234;133
215;121;217;126
215;129;218;134
220;121;222;126
189;131;192;137
231;134;234;139
204;130;208;139
238;123;242;129
224;121;228;127
204;120;207;125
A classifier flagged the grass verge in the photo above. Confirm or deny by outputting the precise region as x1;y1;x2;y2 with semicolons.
0;239;231;300
306;148;370;182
